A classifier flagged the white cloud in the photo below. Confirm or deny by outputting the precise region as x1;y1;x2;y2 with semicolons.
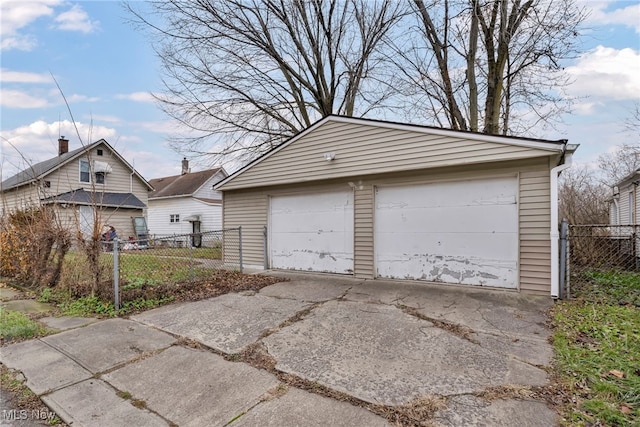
0;119;119;179
585;1;640;33
0;0;60;51
66;93;100;103
565;46;640;101
54;4;99;33
0;89;49;108
573;101;601;115
115;92;156;103
0;69;52;83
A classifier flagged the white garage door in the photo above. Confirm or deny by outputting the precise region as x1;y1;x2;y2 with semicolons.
270;191;354;274
375;177;518;288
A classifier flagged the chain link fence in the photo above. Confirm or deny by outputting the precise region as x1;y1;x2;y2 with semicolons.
97;228;242;308
564;224;639;297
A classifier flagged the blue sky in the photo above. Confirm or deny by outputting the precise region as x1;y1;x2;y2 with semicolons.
1;0;639;181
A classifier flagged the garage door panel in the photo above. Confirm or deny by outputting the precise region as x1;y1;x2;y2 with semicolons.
270;191;354;274
378;179;517;209
376;232;518;260
375;177;518;288
375;204;517;233
376;254;517;287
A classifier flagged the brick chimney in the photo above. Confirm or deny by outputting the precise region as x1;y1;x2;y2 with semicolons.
58;136;69;156
181;157;189;175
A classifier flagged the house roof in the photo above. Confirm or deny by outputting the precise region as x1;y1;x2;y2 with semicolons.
215;115;573;191
149;168;225;199
41;189;146;209
1;139;153;192
614;168;640;188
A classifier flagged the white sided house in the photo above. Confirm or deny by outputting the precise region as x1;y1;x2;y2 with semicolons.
610;168;639;226
215;116;578;297
1;137;152;239
147;160;227;238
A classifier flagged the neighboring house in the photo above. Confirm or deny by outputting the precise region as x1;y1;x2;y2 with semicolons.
147;159;227;238
215;115;578;297
1;137;152;239
610;168;639;225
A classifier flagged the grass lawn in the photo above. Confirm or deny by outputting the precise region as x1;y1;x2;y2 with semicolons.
0;307;47;343
552;269;640;426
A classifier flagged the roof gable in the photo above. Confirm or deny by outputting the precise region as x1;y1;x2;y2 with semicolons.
1;139;153;192
216;115;569;191
149;167;225;199
614;168;640;189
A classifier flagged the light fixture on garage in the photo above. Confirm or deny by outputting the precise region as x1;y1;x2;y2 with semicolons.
324;152;336;161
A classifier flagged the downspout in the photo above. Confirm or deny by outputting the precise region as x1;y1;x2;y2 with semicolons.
550;145;572;299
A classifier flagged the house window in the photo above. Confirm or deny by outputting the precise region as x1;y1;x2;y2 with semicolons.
97;149;103;156
95;171;106;185
170;214;180;223
80;159;90;183
43;180;51;188
630;191;636;224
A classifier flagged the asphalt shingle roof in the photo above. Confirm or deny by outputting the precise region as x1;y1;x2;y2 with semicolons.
1;144;93;190
149;168;223;199
41;189;146;209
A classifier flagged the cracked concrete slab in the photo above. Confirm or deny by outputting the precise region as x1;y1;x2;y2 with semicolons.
344;279;552;339
42;318;176;373
40;316;98;332
433;395;557;427
264;300;548;406
42;379;168;427
470;332;553;367
132;293;309;354
259;277;357;303
232;387;389;427
0;339;91;396
103;345;279;427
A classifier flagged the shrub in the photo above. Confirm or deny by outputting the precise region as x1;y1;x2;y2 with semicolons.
0;207;70;289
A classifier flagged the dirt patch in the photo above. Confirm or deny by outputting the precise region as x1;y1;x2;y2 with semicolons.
398;304;477;343
240;342;278;371
86;271;286;304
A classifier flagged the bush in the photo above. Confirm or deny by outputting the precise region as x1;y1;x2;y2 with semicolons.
0;207;71;288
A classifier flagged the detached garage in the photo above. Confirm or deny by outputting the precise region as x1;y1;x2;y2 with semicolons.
215;116;577;297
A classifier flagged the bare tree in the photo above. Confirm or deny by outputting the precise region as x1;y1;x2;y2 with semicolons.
623;101;640;138
598;143;640;186
559;166;610;225
393;0;587;135
128;0;406;163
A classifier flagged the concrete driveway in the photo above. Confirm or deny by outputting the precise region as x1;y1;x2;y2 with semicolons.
1;272;557;426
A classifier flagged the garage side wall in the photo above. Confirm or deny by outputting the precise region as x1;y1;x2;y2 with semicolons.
519;165;552;294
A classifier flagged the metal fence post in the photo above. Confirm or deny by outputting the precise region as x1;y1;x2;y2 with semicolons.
189;235;194;282
559;219;569;299
238;226;243;273
263;225;268;270
113;238;120;311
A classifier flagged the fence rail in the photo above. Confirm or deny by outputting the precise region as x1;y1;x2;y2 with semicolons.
563;224;639;298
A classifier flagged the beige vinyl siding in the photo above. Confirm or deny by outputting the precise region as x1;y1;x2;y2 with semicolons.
519;167;551;294
354;184;374;279
221;121;559;190
223;190;268;268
